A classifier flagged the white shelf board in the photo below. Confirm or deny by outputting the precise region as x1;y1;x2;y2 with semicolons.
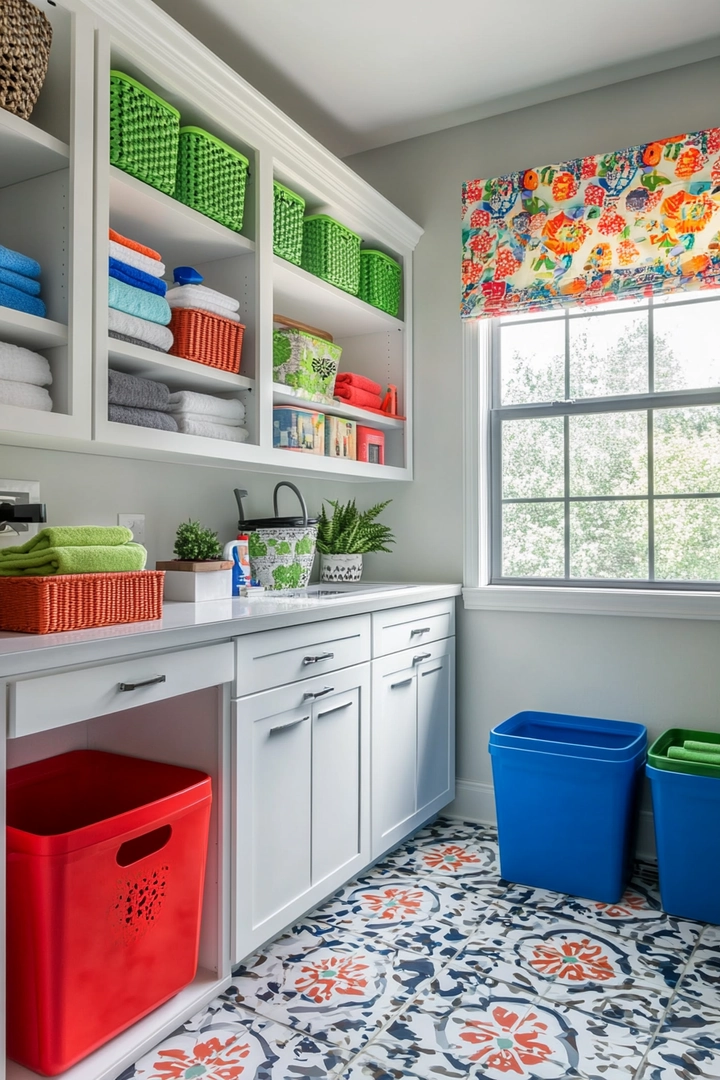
273;256;404;338
273;384;405;431
108;338;255;393
6;968;231;1080
0;108;69;188
109;167;255;268
0;308;68;349
268;447;408;481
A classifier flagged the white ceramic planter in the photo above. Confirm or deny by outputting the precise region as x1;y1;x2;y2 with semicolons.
163;569;233;602
320;553;363;583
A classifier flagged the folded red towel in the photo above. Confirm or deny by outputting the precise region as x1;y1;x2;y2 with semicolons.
334;384;383;410
335;372;382;395
109;228;162;263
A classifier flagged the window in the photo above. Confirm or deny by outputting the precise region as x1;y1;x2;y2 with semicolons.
490;293;720;589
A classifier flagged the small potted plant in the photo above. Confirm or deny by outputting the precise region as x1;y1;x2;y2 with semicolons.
157;520;233;601
316;499;395;582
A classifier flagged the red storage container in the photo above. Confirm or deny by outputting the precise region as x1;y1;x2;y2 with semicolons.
7;750;212;1076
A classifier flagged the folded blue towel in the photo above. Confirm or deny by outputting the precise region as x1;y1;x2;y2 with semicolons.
108;277;171;326
109;257;167;297
0;245;41;280
0;267;41;297
0;283;47;319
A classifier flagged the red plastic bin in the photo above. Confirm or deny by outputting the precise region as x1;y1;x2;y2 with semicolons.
7;750;212;1076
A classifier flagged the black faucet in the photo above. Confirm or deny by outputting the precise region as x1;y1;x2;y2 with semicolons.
0;502;47;524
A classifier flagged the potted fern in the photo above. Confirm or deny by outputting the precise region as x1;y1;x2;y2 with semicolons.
316;499;395;582
157;520;233;601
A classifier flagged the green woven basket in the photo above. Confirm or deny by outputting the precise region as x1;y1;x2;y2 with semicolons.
109;71;180;195
273;182;305;264
359;249;402;317
175;127;249;232
301;214;361;295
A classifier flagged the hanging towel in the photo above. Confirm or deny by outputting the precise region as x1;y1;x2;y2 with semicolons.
109;403;179;431
335;372;382;395
2;525;134;556
684;740;720;755
668;746;720;766
0;267;41;297
175;417;249;442
0;543;147;576
109;258;167;297
0;283;46;319
168;390;245;423
0;342;52;386
108;278;171;326
166;283;240;313
107;308;174;352
108;368;171;411
167;295;241;321
109;229;162;263
109;239;165;279
334;384;383;410
0;244;40;279
0;378;52;411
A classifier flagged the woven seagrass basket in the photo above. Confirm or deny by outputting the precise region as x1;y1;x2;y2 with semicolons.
0;0;53;121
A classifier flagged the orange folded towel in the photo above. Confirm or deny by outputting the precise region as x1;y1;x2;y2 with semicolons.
334;384;383;410
335;372;382;396
109;228;162;263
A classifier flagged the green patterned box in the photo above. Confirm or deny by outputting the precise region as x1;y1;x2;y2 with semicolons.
272;327;342;402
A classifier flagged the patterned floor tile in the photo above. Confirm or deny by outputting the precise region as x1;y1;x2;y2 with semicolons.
310;873;487;957
661;945;720;1050
379;818;502;887
700;924;720;947
640;1038;720;1078
340;1060;427;1080
414;950;548;1011
223;921;442;1053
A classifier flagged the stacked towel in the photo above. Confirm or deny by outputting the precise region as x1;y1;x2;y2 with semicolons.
0;341;53;411
168;389;248;442
108;368;178;431
166;283;241;322
0;245;46;319
108;230;173;352
334;372;383;410
0;525;147;576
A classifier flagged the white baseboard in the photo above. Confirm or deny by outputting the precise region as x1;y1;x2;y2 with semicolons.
445;779;657;863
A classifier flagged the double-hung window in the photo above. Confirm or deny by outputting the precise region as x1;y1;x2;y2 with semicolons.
490;292;720;588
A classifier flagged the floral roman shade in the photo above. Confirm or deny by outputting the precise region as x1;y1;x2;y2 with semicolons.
461;126;720;318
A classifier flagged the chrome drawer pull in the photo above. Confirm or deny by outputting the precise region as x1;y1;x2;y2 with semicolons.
270;715;309;734
302;651;335;665
421;666;443;676
390;677;413;689
303;686;335;700
317;701;353;718
413;653;432;664
118;674;167;692
410;627;431;636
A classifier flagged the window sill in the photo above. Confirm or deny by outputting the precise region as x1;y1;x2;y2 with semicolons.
462;585;720;620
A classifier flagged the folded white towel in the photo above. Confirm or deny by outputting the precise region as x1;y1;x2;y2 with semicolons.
0;378;52;411
166;284;240;313
0;341;52;386
108;240;166;279
174;410;244;428
176;417;249;442
107;307;174;352
168;390;245;423
168;295;241;322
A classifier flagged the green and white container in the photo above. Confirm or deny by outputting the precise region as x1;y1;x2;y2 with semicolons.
273;326;342;402
239;482;318;591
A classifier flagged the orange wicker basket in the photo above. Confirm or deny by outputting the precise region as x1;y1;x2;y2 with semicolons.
169;307;245;373
0;571;164;634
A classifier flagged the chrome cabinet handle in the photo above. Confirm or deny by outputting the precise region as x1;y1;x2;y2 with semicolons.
118;674;167;692
269;715;309;734
303;686;335;700
317;700;353;718
410;627;431;636
302;651;335;665
413;653;432;664
421;666;443;677
390;677;413;689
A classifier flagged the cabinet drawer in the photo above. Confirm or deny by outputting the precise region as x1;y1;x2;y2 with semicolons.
372;600;454;657
234;614;370;697
8;642;234;739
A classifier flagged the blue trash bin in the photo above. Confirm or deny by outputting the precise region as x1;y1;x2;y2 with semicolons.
489;711;647;903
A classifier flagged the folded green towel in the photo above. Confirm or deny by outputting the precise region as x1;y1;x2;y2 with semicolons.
668;745;720;766
0;526;133;557
684;740;720;756
0;543;147;576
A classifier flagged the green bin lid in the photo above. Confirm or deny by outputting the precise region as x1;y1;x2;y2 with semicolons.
648;727;720;778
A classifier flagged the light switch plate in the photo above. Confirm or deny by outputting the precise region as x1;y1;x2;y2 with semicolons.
0;479;41;547
118;513;145;545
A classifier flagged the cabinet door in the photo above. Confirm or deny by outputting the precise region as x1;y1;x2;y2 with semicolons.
371;658;417;857
417;644;455;814
312;685;361;885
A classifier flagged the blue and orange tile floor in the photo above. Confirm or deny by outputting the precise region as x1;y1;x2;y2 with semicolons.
121;819;720;1079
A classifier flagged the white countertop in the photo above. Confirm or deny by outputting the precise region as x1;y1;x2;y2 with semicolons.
0;583;461;677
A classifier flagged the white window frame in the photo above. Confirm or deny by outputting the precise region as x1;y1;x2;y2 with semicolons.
462;318;720;620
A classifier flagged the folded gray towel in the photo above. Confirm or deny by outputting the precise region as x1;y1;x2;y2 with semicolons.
108;368;171;411
109;330;165;353
108;403;178;431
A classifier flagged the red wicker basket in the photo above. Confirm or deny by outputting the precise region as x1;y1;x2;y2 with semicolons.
169;308;245;373
0;571;164;634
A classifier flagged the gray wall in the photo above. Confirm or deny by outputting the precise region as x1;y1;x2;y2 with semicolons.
346;56;720;844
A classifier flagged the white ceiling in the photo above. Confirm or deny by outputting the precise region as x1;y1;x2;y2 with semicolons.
153;0;720;157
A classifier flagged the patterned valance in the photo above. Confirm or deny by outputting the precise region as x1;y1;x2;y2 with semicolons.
461;126;720;318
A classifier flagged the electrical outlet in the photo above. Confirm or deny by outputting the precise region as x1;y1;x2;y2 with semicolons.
118;513;145;545
0;479;40;547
